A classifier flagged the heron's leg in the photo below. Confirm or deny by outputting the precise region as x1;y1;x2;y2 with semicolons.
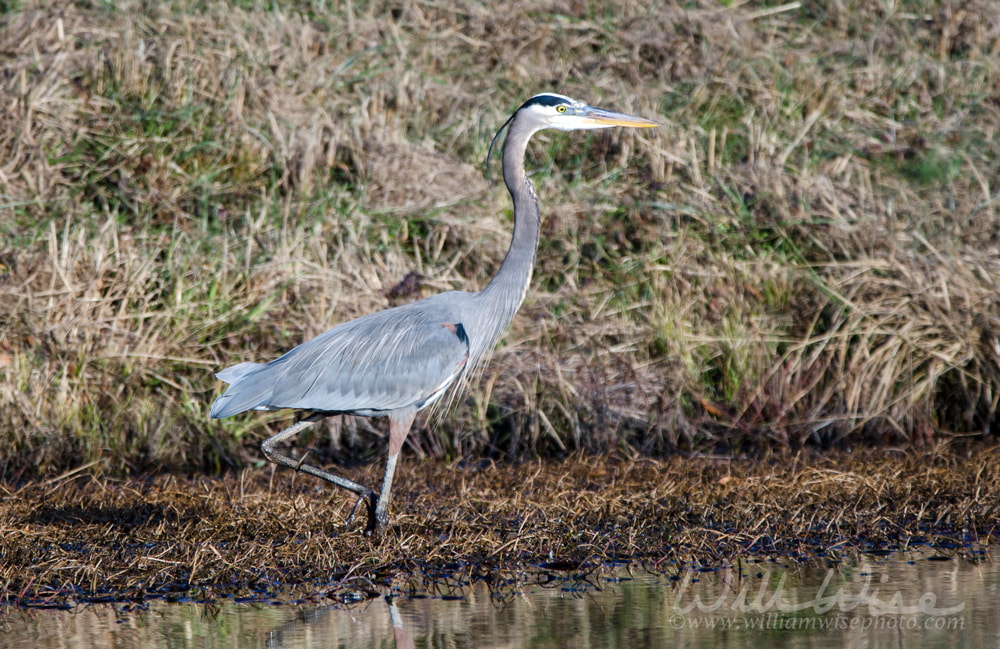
260;415;377;524
372;408;417;535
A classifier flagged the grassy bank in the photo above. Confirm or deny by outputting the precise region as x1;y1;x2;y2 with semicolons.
1;0;999;477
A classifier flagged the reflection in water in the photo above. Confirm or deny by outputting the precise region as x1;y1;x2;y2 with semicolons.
2;550;996;648
388;598;415;649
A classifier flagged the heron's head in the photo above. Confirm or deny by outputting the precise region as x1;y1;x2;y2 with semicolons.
514;93;659;132
486;93;658;183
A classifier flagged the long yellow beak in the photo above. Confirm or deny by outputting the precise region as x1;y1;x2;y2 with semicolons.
579;106;659;128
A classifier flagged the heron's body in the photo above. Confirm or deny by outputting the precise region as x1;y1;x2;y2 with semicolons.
210;293;474;418
211;93;656;535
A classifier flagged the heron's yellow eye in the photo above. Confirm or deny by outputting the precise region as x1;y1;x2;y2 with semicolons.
556;105;567;113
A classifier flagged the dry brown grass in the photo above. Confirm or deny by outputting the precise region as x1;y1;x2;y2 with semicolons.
0;447;996;606
0;0;999;477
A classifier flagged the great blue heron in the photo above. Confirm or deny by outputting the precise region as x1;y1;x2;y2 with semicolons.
210;93;657;536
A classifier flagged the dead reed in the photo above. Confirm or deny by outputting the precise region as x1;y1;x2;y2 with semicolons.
1;0;999;477
0;448;995;606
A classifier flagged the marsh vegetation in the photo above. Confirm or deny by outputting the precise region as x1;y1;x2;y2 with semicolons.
3;0;999;474
1;451;996;605
1;0;999;605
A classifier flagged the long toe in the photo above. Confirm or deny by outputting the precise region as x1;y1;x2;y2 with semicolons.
345;495;367;527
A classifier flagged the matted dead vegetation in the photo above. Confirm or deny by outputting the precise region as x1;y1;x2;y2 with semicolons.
0;448;996;607
1;0;999;477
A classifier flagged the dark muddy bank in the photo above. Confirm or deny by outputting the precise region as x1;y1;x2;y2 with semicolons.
1;447;996;608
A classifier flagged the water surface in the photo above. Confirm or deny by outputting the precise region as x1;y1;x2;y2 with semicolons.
2;550;995;648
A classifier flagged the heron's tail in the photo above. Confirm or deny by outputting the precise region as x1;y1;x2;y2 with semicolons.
210;362;267;418
216;361;262;384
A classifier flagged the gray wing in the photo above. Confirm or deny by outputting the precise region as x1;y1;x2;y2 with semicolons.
210;299;470;419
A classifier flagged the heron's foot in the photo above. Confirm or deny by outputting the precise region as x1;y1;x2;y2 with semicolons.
364;495;392;537
370;506;390;537
345;495;367;527
344;491;384;537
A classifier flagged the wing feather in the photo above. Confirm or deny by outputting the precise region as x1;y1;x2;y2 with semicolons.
210;296;470;418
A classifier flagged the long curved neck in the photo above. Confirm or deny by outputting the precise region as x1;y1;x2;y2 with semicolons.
471;116;541;365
